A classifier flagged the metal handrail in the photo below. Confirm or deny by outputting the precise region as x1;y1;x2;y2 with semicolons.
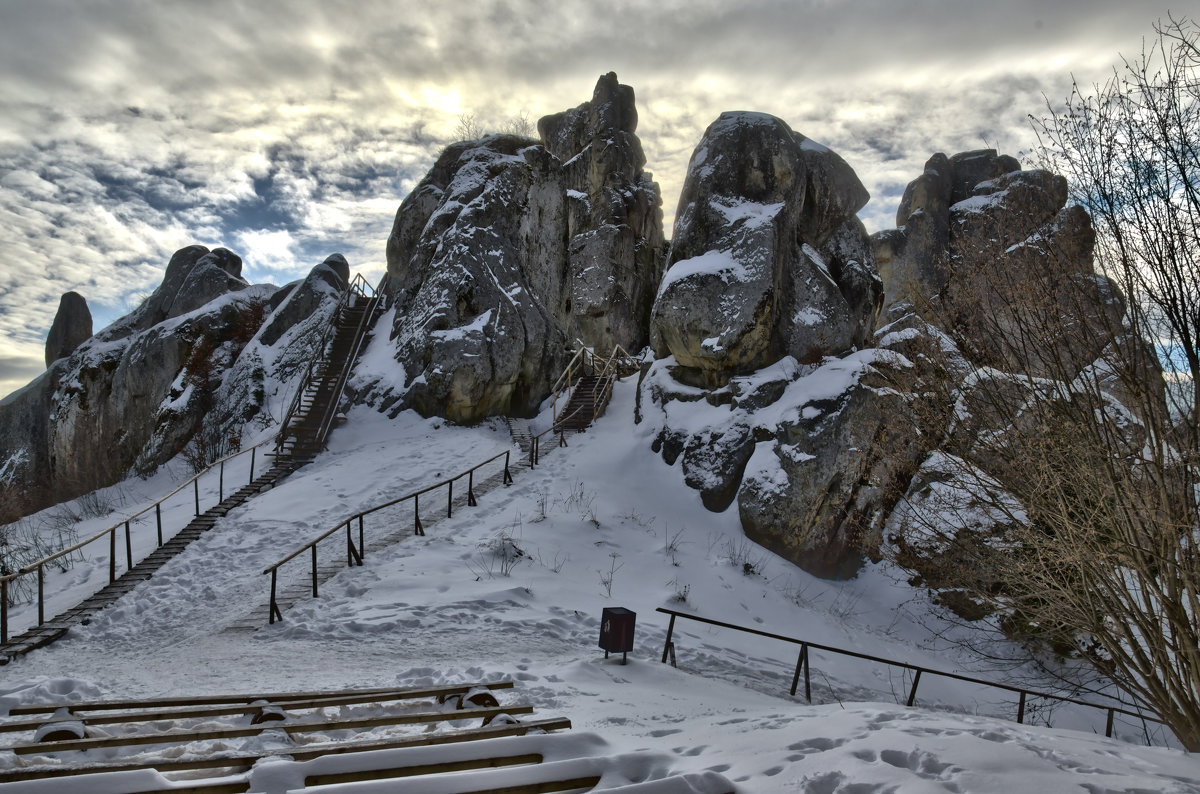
0;435;277;643
262;448;514;624
657;607;1172;745
274;273;382;457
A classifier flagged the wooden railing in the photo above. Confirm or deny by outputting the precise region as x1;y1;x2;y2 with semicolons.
657;607;1173;746
262;449;515;623
274;272;386;459
550;345;641;426
0;436;277;643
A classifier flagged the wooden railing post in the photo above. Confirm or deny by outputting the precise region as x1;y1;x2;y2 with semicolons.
1105;708;1115;738
37;564;44;626
467;470;477;506
269;569;282;624
358;515;365;560
194;479;200;516
311;545;319;598
447;479;453;518
124;520;132;572
346;521;362;566
155;503;162;546
661;612;676;664
503;451;513;485
791;644;811;702
219;461;225;502
109;529;117;583
1;577;7;644
906;670;922;707
249;447;256;483
413;494;424;536
1017;691;1027;724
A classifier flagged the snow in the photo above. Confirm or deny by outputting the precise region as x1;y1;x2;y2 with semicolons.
709;198;783;229
0;381;1195;791
655;250;752;301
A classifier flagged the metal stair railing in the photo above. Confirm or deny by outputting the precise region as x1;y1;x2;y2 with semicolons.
274;272;387;460
0;436;278;644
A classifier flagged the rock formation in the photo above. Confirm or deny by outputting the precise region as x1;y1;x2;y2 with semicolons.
367;73;665;424
651;112;881;386
45;292;92;367
0;246;344;523
643;113;889;578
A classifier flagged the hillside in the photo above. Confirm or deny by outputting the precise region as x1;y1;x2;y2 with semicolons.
0;375;1195;791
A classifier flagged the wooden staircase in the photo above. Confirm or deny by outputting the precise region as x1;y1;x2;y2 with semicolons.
0;462;296;664
555;374;610;431
274;275;384;464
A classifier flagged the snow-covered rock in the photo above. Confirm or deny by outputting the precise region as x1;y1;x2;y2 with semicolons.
44;291;92;367
374;73;665;424
650;112;881;384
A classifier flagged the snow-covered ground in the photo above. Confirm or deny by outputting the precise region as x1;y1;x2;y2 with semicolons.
0;379;1196;792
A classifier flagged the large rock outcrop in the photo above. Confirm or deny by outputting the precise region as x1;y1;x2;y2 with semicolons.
0;246;343;523
368;73;665;424
643;114;891;578
651;112;882;386
45;292;92;367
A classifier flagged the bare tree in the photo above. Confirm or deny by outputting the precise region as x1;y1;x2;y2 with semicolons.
453;112;482;142
885;17;1200;749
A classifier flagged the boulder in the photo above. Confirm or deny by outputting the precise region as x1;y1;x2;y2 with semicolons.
45;292;92;367
651;112;880;385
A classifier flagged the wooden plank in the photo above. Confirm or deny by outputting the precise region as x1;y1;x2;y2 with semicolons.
0;718;572;783
8;681;514;716
305;752;543;787
0;682;517;733
9;704;535;754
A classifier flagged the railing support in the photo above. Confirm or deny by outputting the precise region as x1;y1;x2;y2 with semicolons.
37;565;44;626
269;569;282;624
346;522;362;566
661;613;677;665
447;480;453;519
791;645;811;702
906;670;922;707
250;447;256;483
358;515;365;561
124;521;133;572
155;503;162;547
503;451;513;485
413;494;424;536
219;461;225;502
1;577;7;644
1106;708;1115;738
194;479;200;516
1017;691;1027;724
311;545;319;598
467;470;477;507
109;529;117;583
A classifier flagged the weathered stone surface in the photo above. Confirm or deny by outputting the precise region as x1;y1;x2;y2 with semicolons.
651;112;880;385
371;73;664;424
45;292;92;367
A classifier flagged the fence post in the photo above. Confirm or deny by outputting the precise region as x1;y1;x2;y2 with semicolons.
447;479;453;519
906;670;922;707
109;529;117;583
1105;708;1115;738
194;479;200;516
311;545;319;598
219;461;225;502
269;569;282;624
358;515;365;561
661;612;677;665
504;451;513;485
530;436;537;468
791;644;811;702
250;447;256;483
1017;691;1027;724
124;520;132;572
1;577;7;644
37;565;44;626
156;503;163;546
413;494;424;536
468;470;477;507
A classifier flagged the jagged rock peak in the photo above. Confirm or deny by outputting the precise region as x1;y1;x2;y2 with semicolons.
370;74;664;424
651;111;881;384
45;291;92;367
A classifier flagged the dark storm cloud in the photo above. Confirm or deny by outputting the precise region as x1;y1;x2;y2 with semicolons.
0;0;1178;398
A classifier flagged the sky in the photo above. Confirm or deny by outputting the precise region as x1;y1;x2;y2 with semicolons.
0;0;1176;399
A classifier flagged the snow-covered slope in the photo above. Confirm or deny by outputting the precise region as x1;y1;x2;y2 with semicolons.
0;379;1195;792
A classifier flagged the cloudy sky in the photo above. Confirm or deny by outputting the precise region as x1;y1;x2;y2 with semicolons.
0;0;1174;398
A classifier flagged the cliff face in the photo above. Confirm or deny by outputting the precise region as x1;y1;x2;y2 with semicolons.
364;73;666;424
0;247;348;523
